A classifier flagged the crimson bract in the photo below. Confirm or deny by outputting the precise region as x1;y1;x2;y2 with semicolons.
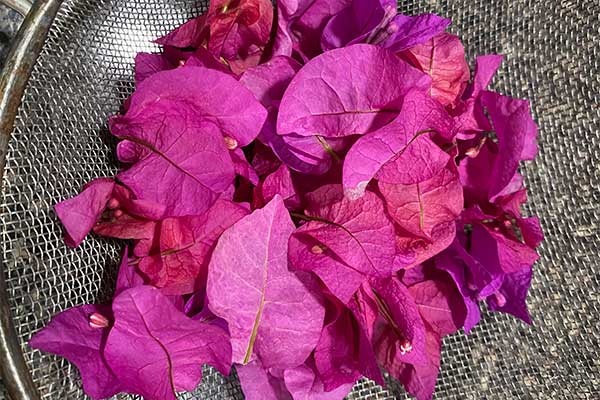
30;0;542;399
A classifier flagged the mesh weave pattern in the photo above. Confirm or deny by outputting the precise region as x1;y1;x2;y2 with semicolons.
1;0;598;398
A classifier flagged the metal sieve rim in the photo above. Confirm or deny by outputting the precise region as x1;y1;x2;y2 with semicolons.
0;1;62;399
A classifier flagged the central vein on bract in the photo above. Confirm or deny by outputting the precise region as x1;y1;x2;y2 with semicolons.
243;219;273;364
131;297;177;396
416;182;425;233
315;135;341;162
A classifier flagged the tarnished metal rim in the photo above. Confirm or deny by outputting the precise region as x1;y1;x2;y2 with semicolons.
0;1;63;399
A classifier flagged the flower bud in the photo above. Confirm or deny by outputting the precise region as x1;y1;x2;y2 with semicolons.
224;136;238;150
107;198;120;210
494;292;507;307
311;245;325;255
89;313;109;329
400;339;413;354
465;147;480;157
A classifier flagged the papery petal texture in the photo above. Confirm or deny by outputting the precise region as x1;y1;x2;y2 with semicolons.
409;279;466;337
115;246;146;296
289;185;397;303
105;286;232;400
29;305;122;400
110;67;267;216
135;200;249;294
480;91;538;199
379;164;463;240
313;297;383;390
434;251;481;333
54;178;115;247
343;89;453;198
382;14;451;53
207;196;325;368
278;44;430;138
205;0;274;74
403;33;470;107
237;360;293;400
320;0;392;50
284;359;355;400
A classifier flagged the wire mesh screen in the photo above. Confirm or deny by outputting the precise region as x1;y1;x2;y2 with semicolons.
0;0;598;399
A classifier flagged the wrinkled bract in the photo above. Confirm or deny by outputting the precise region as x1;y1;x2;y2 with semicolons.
289;185;398;304
29;305;122;400
156;0;273;74
343;89;453;198
135;200;249;294
278;44;430;138
401;32;470;107
207;196;325;368
379;164;463;240
105;286;232;400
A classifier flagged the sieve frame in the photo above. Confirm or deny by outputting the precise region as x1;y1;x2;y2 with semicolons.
0;1;62;399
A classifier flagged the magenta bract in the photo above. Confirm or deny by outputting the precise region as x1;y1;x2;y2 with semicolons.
207;196;325;368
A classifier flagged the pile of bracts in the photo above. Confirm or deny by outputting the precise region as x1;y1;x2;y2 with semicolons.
30;0;543;399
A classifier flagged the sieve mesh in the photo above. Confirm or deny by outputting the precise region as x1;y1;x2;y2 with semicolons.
1;0;598;399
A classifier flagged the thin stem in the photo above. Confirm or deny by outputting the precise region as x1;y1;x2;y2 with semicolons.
371;288;407;343
315;135;342;162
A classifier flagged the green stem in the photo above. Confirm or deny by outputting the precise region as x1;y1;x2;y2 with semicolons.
316;136;341;162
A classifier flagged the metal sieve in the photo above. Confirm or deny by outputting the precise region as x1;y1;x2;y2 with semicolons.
0;0;598;399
